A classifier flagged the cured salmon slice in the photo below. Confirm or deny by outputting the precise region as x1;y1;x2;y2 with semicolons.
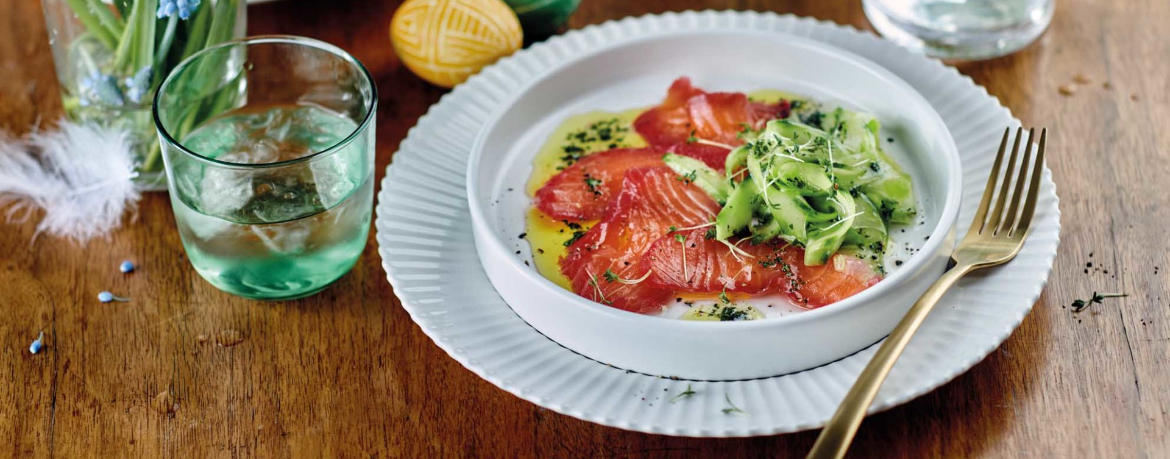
634;77;790;168
533;147;666;220
560;166;720;313
786;249;882;307
666;143;732;172
640;229;789;294
641;229;881;308
632;79;701;148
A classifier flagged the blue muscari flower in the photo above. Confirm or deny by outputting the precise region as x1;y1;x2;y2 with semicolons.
29;331;44;354
122;66;153;104
98;291;130;303
157;0;201;20
79;70;124;107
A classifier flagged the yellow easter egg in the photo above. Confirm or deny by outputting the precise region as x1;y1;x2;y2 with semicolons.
391;0;523;88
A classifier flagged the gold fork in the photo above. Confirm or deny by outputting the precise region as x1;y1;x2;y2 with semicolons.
807;127;1048;459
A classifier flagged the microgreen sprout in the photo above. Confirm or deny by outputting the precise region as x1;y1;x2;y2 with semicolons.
824;134;837;183
819;211;865;232
119;260;135;273
29;331;44;354
722;394;749;416
694;138;736;150
670;384;697;403
97;291;129;303
586;272;611;305
675;232;689;280
602;268;652;285
674;222;716;232
718;239;754;263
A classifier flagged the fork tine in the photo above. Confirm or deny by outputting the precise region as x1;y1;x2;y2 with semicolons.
1012;128;1046;236
985;128;1023;233
972;128;1011;233
998;128;1035;233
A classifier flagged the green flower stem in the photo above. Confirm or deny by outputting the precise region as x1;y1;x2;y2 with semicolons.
63;0;118;49
164;0;243;144
85;0;125;40
141;136;163;173
153;15;179;83
179;3;212;60
205;0;238;47
112;0;132;17
113;0;159;74
62;95;82;114
133;0;158;72
111;0;139;70
72;32;102;71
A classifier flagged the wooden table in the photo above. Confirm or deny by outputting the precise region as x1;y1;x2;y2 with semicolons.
2;0;1167;457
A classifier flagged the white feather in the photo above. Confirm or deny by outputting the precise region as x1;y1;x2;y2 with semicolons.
0;120;141;243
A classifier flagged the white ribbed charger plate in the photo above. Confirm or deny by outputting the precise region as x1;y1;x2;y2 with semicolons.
375;11;1060;437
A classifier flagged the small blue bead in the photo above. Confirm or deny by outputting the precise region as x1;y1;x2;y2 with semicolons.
98;291;113;303
120;261;135;273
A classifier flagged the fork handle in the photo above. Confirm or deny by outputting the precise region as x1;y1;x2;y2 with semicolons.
807;263;973;459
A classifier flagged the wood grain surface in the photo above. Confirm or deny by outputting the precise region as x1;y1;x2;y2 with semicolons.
2;0;1168;457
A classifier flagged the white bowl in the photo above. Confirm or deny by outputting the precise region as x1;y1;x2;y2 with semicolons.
467;30;962;380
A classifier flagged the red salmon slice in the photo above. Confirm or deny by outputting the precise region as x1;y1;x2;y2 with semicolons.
641;229;881;308
785;249;881;308
632;79;702;147
534;147;666;220
641;229;791;294
560;167;720;313
666;143;732;172
634;77;791;169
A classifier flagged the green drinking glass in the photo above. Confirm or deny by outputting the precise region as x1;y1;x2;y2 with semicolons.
154;36;377;300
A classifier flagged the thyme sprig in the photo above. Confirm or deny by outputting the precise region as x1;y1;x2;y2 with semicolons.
1071;292;1127;312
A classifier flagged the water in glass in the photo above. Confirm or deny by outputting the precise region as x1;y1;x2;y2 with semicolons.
170;103;372;299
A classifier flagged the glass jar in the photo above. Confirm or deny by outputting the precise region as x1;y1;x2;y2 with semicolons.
40;0;246;190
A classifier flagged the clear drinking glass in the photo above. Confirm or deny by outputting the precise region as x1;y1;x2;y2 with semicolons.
862;0;1055;60
154;36;377;300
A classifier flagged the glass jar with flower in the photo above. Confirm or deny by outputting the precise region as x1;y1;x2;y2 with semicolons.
40;0;246;189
